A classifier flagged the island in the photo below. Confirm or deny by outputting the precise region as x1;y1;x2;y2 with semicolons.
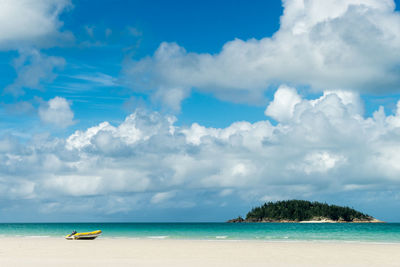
227;200;383;223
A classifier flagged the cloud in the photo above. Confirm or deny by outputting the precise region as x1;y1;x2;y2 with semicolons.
265;85;302;122
0;1;70;99
122;0;400;111
0;0;72;49
84;25;95;38
2;89;400;220
3;101;35;116
265;85;365;122
127;27;142;37
71;72;118;87
151;191;176;204
4;49;65;96
38;97;75;128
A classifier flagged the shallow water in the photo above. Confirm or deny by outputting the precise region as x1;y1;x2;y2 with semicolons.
0;223;399;243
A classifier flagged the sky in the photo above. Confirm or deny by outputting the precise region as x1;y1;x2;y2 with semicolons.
1;0;400;222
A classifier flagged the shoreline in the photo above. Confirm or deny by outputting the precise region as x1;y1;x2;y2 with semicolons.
0;238;399;266
229;219;385;223
1;236;400;244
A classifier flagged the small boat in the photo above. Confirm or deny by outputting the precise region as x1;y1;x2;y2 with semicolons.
65;230;102;240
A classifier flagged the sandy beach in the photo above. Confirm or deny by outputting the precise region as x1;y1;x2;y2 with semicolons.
0;238;399;267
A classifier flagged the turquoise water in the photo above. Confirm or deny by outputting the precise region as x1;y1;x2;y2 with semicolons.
0;223;399;243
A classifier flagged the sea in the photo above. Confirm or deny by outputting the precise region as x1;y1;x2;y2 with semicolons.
0;223;400;243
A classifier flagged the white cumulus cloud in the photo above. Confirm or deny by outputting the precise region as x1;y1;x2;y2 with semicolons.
0;0;72;49
265;85;302;122
38;97;75;128
1;88;400;220
122;0;400;111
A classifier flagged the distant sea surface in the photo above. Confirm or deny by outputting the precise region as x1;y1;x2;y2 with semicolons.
0;223;399;243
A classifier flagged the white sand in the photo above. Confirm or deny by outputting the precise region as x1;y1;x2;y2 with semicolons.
0;238;399;266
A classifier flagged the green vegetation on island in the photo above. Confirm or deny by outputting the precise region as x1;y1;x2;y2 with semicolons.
228;200;382;223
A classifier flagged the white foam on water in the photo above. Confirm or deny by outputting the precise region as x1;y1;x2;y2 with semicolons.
24;238;51;240
147;236;169;239
216;236;228;239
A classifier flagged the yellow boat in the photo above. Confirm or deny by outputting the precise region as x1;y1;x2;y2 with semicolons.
65;230;102;240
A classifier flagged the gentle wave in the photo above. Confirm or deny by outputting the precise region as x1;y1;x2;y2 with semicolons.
24;238;51;240
147;236;169;239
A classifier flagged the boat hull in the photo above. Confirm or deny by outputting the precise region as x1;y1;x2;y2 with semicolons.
65;230;102;240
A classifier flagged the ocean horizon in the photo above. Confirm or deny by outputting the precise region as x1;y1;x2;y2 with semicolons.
1;223;399;243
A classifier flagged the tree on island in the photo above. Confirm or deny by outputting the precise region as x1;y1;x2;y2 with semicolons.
228;200;380;223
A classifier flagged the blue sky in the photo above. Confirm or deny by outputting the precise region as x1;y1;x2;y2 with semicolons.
0;0;281;144
1;0;400;222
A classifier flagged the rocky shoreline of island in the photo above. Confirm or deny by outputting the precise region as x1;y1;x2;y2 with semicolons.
227;216;384;223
